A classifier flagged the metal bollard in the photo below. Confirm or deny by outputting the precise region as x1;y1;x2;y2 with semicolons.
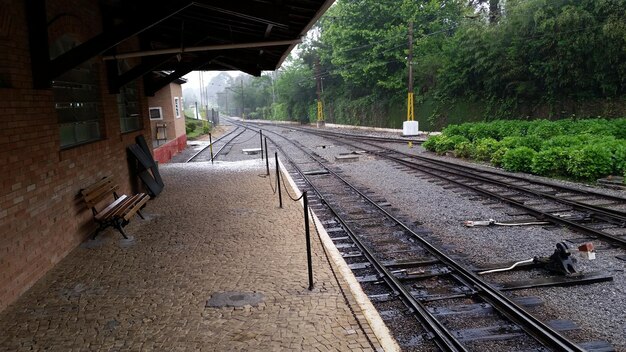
264;137;269;175
275;152;282;208
209;133;214;164
260;130;264;161
303;191;313;290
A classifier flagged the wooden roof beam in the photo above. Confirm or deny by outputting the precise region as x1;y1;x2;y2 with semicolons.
144;57;211;96
48;2;194;80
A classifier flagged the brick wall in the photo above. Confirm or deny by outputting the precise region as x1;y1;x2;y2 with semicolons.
0;0;152;312
153;134;188;164
148;82;187;143
170;83;186;139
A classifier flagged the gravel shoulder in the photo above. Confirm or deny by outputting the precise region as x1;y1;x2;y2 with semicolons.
280;125;626;350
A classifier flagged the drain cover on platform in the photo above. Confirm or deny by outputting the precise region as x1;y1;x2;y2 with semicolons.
206;291;265;308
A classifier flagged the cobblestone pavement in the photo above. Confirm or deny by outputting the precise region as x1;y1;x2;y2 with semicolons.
0;160;383;351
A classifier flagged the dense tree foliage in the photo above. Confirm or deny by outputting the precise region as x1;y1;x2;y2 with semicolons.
221;0;626;128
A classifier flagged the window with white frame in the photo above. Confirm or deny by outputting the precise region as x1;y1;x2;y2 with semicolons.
174;97;180;118
149;107;163;120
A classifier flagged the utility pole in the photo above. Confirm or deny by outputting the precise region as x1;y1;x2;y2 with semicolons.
407;21;414;123
315;56;324;127
241;78;245;119
403;21;419;137
199;71;204;119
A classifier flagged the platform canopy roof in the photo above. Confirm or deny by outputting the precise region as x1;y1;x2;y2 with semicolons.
30;0;334;94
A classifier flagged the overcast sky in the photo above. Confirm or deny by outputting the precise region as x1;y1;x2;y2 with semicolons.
182;71;242;90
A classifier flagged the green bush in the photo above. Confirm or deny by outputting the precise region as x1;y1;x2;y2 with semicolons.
502;147;536;173
611;119;626;139
185;122;196;135
441;124;470;139
566;144;614;180
435;135;469;154
490;147;509;167
515;135;543;151
454;141;474;158
472;138;500;161
494;120;528;139
438;118;626;181
531;147;570;176
467;122;494;141
526;119;563;140
541;135;586;149
612;142;626;175
422;135;442;152
500;136;526;149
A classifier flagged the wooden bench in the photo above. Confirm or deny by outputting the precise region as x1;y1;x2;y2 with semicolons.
81;176;150;239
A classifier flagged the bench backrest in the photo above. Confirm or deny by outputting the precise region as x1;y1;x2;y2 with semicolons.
81;176;119;209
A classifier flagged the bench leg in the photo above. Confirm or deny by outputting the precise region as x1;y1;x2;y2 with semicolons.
92;223;107;239
114;221;129;239
137;210;146;220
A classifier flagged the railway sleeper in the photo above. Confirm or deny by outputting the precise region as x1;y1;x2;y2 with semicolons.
452;320;577;343
426;296;544;317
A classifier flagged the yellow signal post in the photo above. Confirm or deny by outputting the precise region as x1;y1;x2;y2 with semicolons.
403;22;419;141
317;100;324;126
407;92;414;122
315;56;325;127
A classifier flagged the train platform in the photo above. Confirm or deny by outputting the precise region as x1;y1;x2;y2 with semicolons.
0;157;394;351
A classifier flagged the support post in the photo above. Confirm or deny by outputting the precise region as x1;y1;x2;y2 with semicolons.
265;138;269;175
209;133;214;164
315;56;324;127
25;0;51;89
303;191;314;290
407;21;414;122
260;130;264;160
241;78;245;119
275;152;282;208
403;21;419;137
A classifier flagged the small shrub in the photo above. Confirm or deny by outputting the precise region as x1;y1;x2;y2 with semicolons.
467;122;493;141
520;135;543;151
202;123;211;134
454;141;474;158
500;136;525;149
490;120;526;139
472;138;500;161
435;135;469;154
531;147;569;176
542;135;586;149
612;142;626;174
491;146;509;167
502;147;536;173
422;135;442;152
566;144;613;180
526;119;563;140
611;119;626;139
441;124;467;138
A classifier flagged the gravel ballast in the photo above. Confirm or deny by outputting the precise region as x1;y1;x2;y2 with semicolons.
272;124;626;350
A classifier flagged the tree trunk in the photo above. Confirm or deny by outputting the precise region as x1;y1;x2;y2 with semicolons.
489;0;500;24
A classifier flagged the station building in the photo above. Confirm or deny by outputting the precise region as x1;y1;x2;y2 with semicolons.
0;0;332;312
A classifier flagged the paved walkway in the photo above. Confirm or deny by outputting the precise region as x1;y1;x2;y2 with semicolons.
0;160;385;351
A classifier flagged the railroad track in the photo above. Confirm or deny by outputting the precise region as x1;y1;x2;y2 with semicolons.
228;118;614;351
295;125;427;145
186;123;251;162
278;124;626;250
